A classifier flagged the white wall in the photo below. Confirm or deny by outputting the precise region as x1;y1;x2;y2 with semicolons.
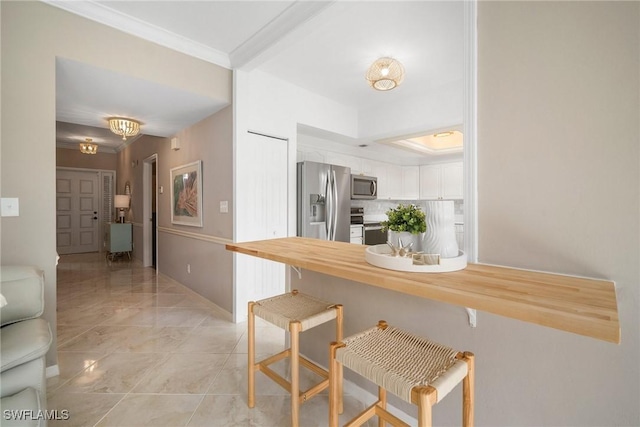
232;70;361;320
358;80;463;141
232;67;461;318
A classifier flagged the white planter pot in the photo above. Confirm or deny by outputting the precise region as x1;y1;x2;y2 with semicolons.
387;230;424;253
422;200;459;258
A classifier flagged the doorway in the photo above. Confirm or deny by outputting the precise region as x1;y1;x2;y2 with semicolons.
56;169;101;254
143;154;158;268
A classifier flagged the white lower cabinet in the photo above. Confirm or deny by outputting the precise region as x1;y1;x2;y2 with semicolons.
350;225;363;244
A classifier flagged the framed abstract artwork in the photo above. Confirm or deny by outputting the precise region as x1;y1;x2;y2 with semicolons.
170;160;203;227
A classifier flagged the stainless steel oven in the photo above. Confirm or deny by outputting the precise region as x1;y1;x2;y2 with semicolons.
350;207;364;224
364;222;387;245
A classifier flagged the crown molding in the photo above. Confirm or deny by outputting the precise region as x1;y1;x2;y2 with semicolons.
42;0;231;69
229;1;336;70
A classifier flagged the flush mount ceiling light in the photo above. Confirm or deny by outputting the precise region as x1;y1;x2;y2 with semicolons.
366;57;405;91
379;130;463;155
434;131;454;138
79;138;98;155
108;117;140;141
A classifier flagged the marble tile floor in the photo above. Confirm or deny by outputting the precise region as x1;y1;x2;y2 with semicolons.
48;253;375;427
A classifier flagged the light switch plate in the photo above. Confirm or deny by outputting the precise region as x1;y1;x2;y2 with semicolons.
219;201;228;213
1;198;19;217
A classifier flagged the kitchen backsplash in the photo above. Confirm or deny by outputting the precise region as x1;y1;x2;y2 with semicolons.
353;199;464;219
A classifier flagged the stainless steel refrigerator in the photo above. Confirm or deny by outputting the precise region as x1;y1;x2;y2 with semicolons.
297;161;351;242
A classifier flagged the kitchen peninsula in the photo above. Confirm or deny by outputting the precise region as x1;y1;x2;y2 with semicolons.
227;237;619;344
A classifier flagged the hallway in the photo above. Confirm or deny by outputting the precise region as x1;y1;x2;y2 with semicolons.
47;253;369;426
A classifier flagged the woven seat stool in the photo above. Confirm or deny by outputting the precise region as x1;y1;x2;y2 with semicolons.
329;321;474;427
248;290;343;427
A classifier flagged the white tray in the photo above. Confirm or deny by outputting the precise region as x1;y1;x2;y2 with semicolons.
365;244;467;273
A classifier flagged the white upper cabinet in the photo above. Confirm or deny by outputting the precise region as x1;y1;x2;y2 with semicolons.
419;165;441;199
362;160;389;199
386;164;402;200
360;163;417;200
441;162;464;199
299;146;462;201
400;166;420;200
419;162;463;200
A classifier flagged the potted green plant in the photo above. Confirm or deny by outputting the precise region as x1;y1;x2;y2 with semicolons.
381;204;427;251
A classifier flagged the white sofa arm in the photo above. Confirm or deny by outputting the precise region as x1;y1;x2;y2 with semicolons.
0;266;45;327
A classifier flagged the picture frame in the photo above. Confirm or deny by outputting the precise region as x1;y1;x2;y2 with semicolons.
170;160;203;227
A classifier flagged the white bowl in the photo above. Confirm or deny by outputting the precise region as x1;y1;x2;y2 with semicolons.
365;244;467;273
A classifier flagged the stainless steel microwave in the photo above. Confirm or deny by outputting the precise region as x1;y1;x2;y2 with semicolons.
351;174;377;199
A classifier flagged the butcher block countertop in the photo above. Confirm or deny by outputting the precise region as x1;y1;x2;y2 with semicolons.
226;237;620;344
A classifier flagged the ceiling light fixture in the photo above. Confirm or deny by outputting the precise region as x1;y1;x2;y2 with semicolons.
108;117;140;141
366;57;405;91
434;131;454;138
79;138;98;155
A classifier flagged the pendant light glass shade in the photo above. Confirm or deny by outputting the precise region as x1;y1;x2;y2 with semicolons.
366;57;405;91
108;117;140;140
79;138;98;155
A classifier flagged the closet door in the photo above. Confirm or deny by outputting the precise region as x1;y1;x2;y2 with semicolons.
235;132;288;310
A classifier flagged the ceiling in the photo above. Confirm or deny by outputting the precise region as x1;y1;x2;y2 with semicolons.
50;1;464;158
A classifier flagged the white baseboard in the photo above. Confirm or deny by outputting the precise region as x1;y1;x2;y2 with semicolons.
46;364;60;378
157;272;233;322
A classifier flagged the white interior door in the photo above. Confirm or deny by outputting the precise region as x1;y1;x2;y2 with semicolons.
235;132;288;319
56;169;100;254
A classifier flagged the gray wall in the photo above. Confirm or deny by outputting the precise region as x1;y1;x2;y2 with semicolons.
296;2;639;426
477;1;638;425
2;1;637;424
118;107;234;313
0;1;231;367
56;147;118;171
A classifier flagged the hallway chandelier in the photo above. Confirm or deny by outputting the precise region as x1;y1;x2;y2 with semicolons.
108;117;140;141
365;57;405;91
79;138;98;155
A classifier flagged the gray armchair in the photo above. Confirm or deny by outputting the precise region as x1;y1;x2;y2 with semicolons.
0;266;53;427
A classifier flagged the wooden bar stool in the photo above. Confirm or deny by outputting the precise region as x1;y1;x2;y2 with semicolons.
329;320;474;427
248;290;343;427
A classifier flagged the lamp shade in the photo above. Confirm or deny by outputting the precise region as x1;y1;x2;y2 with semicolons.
114;195;130;209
